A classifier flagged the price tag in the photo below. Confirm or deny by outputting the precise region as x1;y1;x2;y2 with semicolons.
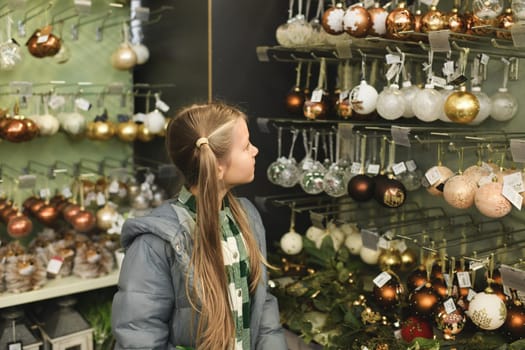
425;166;442;186
392;162;407;176
430;75;447;88
75;97;92;111
108;180;120;194
61;186;73;198
311;88;324;103
480;53;490;65
511;22;525;47
470;260;486;271
350;162;362;174
39;188;51;199
385;54;401;65
443;297;457;314
255;46;270;62
502;184;522;210
499;264;525;292
47;256;63;275
155;99;170;113
377;237;390;250
301;158;314;171
442;60;455;77
503;172;524;193
467;288;477;301
96;192;106;206
405;160;417;172
361;229;379;250
391;126;411;147
443;273;451;287
456;271;472;288
510;139;525;163
37;34;49;44
367;163;380;175
48;95;66;110
373;271;392;288
385;64;400;82
428;30;451;52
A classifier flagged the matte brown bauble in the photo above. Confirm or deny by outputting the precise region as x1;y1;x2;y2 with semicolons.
421;6;446;32
7;213;33;238
447;8;467;33
408;282;440;317
372;275;405;310
347;174;375;202
407;266;428;292
63;203;81;223
434;301;467;340
505;300;525;339
445;88;480;124
71;209;96;233
285;87;306;115
386;3;414;40
496;8;514;40
36;204;60;226
374;177;407;208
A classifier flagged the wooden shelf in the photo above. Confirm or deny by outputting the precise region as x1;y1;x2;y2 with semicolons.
0;269;120;309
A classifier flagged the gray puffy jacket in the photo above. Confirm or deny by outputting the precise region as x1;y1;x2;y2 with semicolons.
111;197;287;350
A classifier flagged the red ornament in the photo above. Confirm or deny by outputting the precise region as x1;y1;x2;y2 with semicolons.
401;316;434;342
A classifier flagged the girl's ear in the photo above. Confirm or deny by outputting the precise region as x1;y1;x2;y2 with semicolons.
217;163;225;180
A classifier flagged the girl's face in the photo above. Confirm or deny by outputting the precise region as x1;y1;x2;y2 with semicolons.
218;118;258;189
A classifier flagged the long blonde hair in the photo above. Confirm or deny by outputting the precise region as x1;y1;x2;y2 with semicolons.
165;102;264;349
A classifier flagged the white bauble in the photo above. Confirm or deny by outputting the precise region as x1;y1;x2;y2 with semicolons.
326;223;345;251
490;88;518;121
467;291;507;330
344;232;363;255
131;43;150;64
400;81;419;118
286;17;313;46
339;222;359;236
144;109;166;134
376;84;405;120
412;84;442;122
439;85;455;123
470;87;491;125
512;0;525;19
34;113;60;136
306;225;325;242
350;80;378;115
280;230;303;255
360;246;380;264
60;112;86;135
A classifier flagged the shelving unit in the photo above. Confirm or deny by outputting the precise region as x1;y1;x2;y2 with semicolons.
0;270;119;309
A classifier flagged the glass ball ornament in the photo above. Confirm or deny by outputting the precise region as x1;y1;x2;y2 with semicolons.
512;0;525;20
267;157;288;185
350;80;379;115
343;5;371;38
470;87;491;125
491;88;518;121
444;87;480;124
280;229;303;255
397;168;423;191
386;3;414;40
434;300;467;340
376;84;406;120
473;0;504;18
278;158;302;188
321;3;346;35
0;40;23;71
412;84;442;122
421;6;446;32
323;163;350;198
468;289;507;330
368;3;388;36
400;81;419;118
300;161;327;194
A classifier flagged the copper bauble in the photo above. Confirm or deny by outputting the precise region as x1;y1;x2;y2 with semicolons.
26;27;61;58
63;203;81;223
372;275;405;310
96;205;117;231
136;123;155;142
285;87;305;115
474;182;512;218
435;300;467;340
386;4;414;40
23;196;39;211
21;118;39;139
374;177;407;208
343;5;371;38
29;198;46;214
421;6;446;32
496;8;514;40
71;209;96;233
4;118;28;143
447;8;467;33
347;174;375;201
7;213;33;238
505;300;525;339
36;204;60;226
368;4;388;36
471;15;497;35
116;121;138;142
335;99;352;119
303;99;328;120
444;88;480;124
0;204;15;223
409;282;440;317
321;3;346;35
378;248;402;271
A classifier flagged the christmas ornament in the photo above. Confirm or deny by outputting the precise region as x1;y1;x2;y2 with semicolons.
505;294;525;339
350;80;378;115
412;84;442;122
434;299;467;340
469;86;492;125
447;7;467;33
491;89;518;121
378;248;402;272
136;123;155;142
36;202;60;226
348;174;375;201
468;288;507;330
474;181;512;218
444;86;480;124
116;117;138;142
473;0;504;19
0;37;23;71
285;63;305;115
372;272;405;310
377;84;405;121
96;204;117;231
426;165;454;196
421;6;446;32
323;159;350;198
386;3;414;40
400;316;433;342
400;80;419;118
374;140;407;209
344;231;363;255
496;8;514;39
303;59;329;120
400;248;417;272
512;0;525;20
131;43;150;65
408;282;440;318
343;4;371;38
443;171;478;209
280;209;303;255
360;246;381;265
321;3;345;35
111;24;137;70
367;3;388;36
7;213;33;238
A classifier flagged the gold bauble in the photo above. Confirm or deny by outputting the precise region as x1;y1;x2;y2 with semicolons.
400;248;417;272
447;8;467;33
421;6;445;32
96;205;117;230
378;248;402;272
116;121;138;142
136;124;155;142
444;87;480;124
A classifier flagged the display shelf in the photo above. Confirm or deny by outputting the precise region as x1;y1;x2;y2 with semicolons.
0;269;120;309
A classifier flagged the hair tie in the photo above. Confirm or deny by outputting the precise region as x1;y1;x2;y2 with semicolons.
196;137;209;148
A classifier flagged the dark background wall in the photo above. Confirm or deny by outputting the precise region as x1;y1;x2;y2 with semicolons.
133;0;301;245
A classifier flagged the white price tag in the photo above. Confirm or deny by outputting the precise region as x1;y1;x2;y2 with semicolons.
430;76;447;88
392;162;407;176
75;97;92;111
108;180;120;194
480;54;490;65
48;95;66;110
47;256;63;275
425;166;442;186
503;172;524;193
61;186;73;198
385;54;401;65
391;126;411;147
96;192;106;206
367;163;380;175
456;271;472;288
405;160;417;172
39;188;51;199
373;271;392;288
442;60;455;76
377;237;390;250
350;162;362;174
84;192;96;206
443;273;451;287
155;99;170;113
443;297;457;314
510;139;525;163
385;64;400;82
339;90;349;102
467;288;477;301
502;184;522;210
311;88;324;103
395;240;407;253
478;173;497;187
37;34;49;44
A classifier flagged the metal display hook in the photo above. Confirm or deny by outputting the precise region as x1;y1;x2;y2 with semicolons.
70;9;112;41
